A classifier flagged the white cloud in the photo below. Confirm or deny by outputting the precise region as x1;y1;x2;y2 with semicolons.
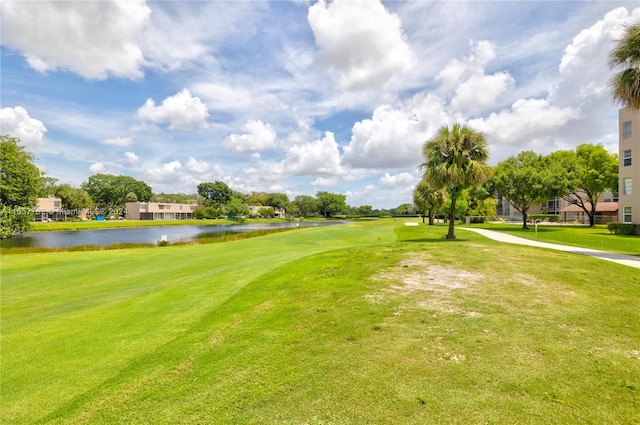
143;159;225;192
312;176;339;187
342;92;452;169
142;2;265;72
0;106;47;149
137;89;210;131
123;152;140;168
88;162;112;175
468;99;580;160
278;131;346;176
224;120;277;154
1;0;149;79
437;40;515;115
185;157;210;174
101;137;133;147
378;172;417;190
308;0;415;90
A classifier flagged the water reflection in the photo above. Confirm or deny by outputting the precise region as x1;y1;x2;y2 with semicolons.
0;222;343;249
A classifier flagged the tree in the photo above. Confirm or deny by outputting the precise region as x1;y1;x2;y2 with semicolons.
357;205;373;216
258;207;275;218
197;181;232;208
609;22;640;109
550;144;619;227
266;193;290;210
53;184;93;211
315;191;347;218
82;174;152;210
224;197;250;218
393;203;415;216
294;195;318;217
488;151;554;229
420;124;492;239
247;191;268;206
465;185;496;222
413;180;446;225
0;136;43;237
152;193;199;204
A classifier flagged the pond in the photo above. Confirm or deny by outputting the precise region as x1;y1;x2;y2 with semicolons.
0;221;345;249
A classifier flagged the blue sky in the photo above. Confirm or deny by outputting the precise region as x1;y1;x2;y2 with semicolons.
1;1;639;209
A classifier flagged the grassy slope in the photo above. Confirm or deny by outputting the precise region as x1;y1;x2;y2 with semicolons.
1;222;639;424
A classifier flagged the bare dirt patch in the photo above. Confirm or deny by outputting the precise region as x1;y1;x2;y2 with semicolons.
371;254;486;313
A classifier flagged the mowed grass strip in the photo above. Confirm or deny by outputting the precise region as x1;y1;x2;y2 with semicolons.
1;221;639;424
473;223;640;256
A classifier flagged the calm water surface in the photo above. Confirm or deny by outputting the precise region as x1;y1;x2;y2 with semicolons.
1;222;344;248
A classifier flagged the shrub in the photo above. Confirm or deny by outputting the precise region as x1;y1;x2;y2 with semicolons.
607;222;639;235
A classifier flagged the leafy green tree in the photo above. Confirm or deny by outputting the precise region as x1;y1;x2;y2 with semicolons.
550;144;619;227
393;203;415;216
152;193;199;204
0;136;43;237
284;201;299;217
39;177;59;197
225;197;250;218
247;191;268;206
53;184;93;211
294;195;318;217
197;181;232;208
82;174;152;210
357;205;373;216
609;22;640;109
465;186;497;222
413;180;446;225
266;193;290;210
420;124;492;239
316;191;347;218
258;207;275;218
488;151;554;229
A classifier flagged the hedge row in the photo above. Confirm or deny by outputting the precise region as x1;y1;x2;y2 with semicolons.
606;222;640;235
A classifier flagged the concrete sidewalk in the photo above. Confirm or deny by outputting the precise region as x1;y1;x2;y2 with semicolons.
459;227;640;269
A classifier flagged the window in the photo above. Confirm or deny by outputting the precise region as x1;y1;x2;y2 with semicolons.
623;206;632;224
624;149;632;167
623;121;632;139
54;201;61;208
623;178;632;195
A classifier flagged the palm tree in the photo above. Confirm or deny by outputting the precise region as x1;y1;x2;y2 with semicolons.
420;124;492;239
413;179;446;225
609;22;640;109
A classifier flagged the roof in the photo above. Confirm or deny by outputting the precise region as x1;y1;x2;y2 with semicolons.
560;202;618;213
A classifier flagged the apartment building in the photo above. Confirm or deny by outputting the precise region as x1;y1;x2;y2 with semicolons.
35;196;63;221
248;205;286;218
125;202;198;220
619;107;640;224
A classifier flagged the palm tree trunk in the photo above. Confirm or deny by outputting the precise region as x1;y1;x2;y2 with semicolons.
446;193;457;239
428;209;434;225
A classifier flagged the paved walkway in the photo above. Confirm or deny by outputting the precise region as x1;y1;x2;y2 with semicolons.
459;227;640;269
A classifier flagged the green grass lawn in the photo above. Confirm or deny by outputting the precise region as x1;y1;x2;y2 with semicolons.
471;222;640;256
2;221;639;424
